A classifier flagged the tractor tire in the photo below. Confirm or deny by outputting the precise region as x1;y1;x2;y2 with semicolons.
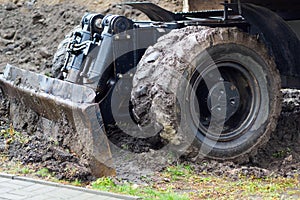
51;37;69;79
51;27;80;79
131;26;281;162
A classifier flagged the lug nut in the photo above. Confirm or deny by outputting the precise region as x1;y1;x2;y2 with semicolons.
95;18;102;29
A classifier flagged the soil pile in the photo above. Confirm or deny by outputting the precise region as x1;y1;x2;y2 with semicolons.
0;2;85;72
0;0;184;182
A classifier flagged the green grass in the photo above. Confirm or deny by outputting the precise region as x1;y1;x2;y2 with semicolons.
0;125;28;145
44;72;52;77
1;163;35;175
71;179;82;186
36;168;52;178
163;164;194;181
91;165;300;200
0;141;298;200
18;167;34;175
189;174;300;200
272;147;292;158
91;177;189;200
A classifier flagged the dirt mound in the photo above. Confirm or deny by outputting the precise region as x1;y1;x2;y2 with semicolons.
0;89;93;181
0;2;85;73
0;0;184;182
0;0;181;73
251;89;300;176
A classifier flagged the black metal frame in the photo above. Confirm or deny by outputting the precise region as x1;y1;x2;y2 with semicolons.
63;1;300;104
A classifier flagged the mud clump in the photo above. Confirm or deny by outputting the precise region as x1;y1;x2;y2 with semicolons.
250;89;300;177
0;2;86;73
8;131;93;181
0;89;9;128
0;1;144;73
0;92;93;181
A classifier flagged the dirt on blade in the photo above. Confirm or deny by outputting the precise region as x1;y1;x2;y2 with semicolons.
0;0;299;185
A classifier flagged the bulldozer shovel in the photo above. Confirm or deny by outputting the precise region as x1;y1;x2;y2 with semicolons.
0;64;115;177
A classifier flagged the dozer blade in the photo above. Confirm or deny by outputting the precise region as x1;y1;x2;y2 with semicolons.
0;64;115;177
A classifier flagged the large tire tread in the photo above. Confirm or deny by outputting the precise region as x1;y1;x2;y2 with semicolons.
131;26;281;162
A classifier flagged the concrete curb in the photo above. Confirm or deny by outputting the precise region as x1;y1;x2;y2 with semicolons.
0;173;141;200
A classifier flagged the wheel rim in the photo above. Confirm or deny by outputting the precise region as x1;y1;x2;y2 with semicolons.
189;61;261;142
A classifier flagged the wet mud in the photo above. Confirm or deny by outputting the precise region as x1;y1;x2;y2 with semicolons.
0;1;299;183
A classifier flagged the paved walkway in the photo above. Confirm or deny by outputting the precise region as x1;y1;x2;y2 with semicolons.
0;173;139;200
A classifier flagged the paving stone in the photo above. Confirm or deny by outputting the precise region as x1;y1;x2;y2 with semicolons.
0;187;15;193
0;175;139;200
6;190;31;197
48;188;84;198
70;193;97;200
0;178;8;183
25;186;56;197
0;192;25;200
18;184;45;192
0;182;25;190
25;195;57;200
8;179;35;187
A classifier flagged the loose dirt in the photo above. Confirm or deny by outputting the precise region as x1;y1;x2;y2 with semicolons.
0;0;299;184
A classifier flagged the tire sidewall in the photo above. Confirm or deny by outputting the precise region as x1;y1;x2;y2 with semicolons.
181;43;278;159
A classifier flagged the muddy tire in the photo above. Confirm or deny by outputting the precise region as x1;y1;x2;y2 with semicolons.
51;27;80;78
131;27;281;162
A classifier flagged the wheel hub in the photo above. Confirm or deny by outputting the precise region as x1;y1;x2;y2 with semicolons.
207;81;240;121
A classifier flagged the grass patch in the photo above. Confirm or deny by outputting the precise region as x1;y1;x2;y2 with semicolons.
0;155;298;200
71;179;82;186
186;174;300;200
36;168;52;178
164;164;193;181
18;167;34;175
272;147;292;158
91;177;189;200
0;124;28;145
91;165;300;200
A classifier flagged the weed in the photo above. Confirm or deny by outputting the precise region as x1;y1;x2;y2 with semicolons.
19;167;33;175
92;177;116;189
91;177;189;200
48;137;59;146
44;72;52;77
164;164;193;181
36;168;52;178
0;124;28;145
0;154;8;162
121;144;129;150
71;179;82;186
272;148;292;158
